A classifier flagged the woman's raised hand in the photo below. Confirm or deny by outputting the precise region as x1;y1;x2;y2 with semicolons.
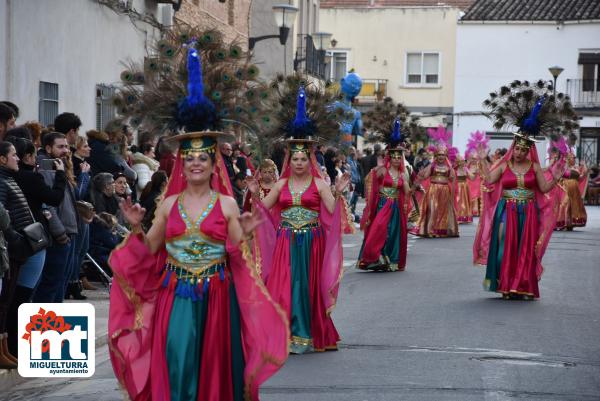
550;156;567;181
334;171;351;194
245;176;259;194
119;196;146;228
476;145;488;160
238;210;263;238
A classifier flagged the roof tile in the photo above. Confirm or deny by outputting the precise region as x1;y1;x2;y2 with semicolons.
461;0;600;21
320;0;475;10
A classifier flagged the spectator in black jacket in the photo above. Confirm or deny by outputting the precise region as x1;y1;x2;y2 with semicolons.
0;141;35;367
220;142;236;180
89;212;122;277
89;173;120;216
86;129;137;181
324;147;338;184
72;136;91;177
6;137;68;352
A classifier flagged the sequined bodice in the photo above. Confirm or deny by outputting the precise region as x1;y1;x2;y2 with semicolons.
379;170;402;198
501;163;537;202
502;162;536;190
278;177;321;228
165;193;227;271
432;164;450;178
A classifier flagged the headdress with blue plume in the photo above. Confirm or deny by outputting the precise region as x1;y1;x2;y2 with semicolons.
261;73;344;157
286;86;315;139
389;118;405;149
520;97;544;137
483;79;579;147
363;97;423;145
112;25;270;136
176;44;217;132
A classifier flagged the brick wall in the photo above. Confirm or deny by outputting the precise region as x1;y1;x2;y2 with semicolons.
175;0;251;50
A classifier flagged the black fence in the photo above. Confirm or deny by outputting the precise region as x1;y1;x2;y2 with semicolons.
294;34;326;79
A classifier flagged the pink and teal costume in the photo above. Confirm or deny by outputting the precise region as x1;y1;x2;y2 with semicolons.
474;144;563;298
358;168;408;271
108;144;289;401
256;150;353;354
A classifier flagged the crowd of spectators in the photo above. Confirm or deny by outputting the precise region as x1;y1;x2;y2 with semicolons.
0;101;172;368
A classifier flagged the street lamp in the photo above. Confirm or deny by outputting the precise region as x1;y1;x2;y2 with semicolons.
312;32;333;50
548;65;564;96
248;4;299;50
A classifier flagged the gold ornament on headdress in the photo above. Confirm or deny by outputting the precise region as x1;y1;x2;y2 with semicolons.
168;131;228;157
286;137;315;155
388;149;404;159
513;132;535;149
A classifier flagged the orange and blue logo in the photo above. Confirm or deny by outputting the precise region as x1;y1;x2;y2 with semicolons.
18;303;95;377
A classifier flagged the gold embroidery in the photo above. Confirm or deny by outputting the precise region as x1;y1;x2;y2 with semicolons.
238;240;291;400
508;161;531;189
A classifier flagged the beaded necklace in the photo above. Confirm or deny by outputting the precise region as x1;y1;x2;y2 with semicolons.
288;176;312;205
508;161;531;189
178;191;217;230
389;168;401;188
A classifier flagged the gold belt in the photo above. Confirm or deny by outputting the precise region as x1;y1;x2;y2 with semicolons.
280;218;319;229
502;189;534;202
279;220;320;234
165;257;227;280
431;178;449;184
379;187;398;199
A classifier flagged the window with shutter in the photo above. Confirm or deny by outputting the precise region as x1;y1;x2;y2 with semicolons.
38;82;59;127
95;84;116;131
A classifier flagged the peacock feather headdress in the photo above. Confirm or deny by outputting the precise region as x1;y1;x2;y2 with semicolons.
483;79;578;147
363;97;424;145
112;24;271;136
258;73;345;156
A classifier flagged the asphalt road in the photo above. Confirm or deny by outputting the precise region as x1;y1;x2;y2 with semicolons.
2;207;599;401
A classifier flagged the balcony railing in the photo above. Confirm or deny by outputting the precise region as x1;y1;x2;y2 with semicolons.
355;79;388;103
566;79;600;108
294;34;327;79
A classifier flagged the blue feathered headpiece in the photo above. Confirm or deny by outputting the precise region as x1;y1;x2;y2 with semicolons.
176;44;217;132
520;97;545;136
286;86;315;139
388;118;406;149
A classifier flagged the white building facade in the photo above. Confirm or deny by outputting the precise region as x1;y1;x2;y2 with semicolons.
0;0;168;131
453;1;600;165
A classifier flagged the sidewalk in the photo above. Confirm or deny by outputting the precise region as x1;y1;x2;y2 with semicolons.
0;283;110;382
74;284;111;348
